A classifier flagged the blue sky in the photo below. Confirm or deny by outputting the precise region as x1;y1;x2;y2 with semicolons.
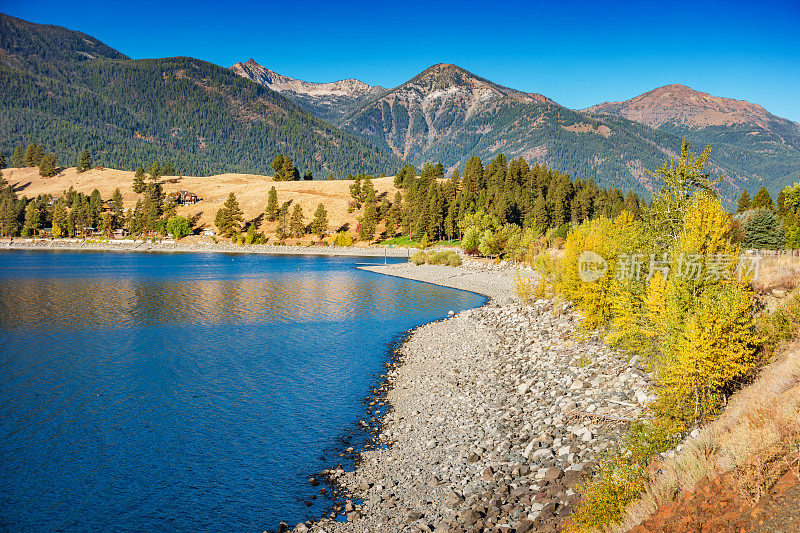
3;0;799;121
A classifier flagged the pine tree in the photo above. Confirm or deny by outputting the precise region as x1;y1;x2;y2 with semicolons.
271;154;285;180
311;203;329;239
266;186;279;221
38;153;57;177
111;188;124;229
25;144;44;167
303;170;313;181
11;146;25;168
52;199;68;237
290;204;305;237
77;149;92;173
22;202;40;236
162;163;175;176
0;152;5;169
385;209;397;237
360;204;377;241
751;187;773;210
133;167;146;193
349;175;362;206
148;161;161;179
737;190;751;212
216;193;243;237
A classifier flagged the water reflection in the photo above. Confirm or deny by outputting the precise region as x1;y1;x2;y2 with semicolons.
0;275;459;331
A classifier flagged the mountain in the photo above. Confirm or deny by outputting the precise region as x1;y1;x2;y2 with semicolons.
0;13;400;177
231;59;386;123
584;84;800;191
337;63;684;195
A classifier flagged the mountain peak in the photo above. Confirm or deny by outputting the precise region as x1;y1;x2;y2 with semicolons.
230;59;385;123
584;83;776;129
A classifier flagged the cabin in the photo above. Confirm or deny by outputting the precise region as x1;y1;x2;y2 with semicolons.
169;190;199;205
47;195;61;206
202;228;216;236
113;228;128;238
39;228;53;237
100;201;113;213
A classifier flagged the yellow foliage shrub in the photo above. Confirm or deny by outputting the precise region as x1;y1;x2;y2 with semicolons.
557;211;640;330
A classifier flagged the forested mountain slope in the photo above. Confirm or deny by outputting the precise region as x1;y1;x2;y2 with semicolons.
585;84;800;193
0;13;401;177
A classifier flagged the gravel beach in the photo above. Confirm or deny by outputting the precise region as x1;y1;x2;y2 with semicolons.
294;261;652;533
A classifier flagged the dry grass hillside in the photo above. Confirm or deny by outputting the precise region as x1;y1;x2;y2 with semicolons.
3;166;400;240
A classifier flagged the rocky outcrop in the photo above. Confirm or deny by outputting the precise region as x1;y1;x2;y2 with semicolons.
230;59;385;122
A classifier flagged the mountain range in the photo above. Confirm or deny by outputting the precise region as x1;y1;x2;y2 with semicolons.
233;60;800;206
2;11;799;207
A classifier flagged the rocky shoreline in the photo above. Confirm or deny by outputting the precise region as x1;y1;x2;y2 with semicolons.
291;262;652;533
0;238;413;257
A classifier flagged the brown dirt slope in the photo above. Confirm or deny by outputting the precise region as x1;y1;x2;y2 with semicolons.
3;166;399;238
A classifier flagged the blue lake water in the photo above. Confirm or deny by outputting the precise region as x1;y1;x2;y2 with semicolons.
0;250;486;532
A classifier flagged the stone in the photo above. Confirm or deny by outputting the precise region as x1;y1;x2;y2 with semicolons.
482;466;494;481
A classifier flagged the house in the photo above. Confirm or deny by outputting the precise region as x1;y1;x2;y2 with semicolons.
202;228;216;236
169;190;199;205
113;228;128;238
47;195;61;206
100;200;113;213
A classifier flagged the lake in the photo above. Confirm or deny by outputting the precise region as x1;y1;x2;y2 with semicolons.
0;250;486;531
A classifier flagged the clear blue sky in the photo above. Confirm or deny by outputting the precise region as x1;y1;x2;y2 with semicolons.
3;0;799;121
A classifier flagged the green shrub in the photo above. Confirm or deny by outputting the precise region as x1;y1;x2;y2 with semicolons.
429;251;449;265
570;456;645;531
411;251;428;265
446;251;462;267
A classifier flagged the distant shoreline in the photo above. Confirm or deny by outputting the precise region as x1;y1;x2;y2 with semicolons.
0;238;415;258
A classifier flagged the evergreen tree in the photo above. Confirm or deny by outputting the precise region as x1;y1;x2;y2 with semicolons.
216;193;243;237
751;187;774;210
777;188;787;217
743;209;784;250
133;167;146;193
360;204;377;241
110;188;124;229
303;170;313;181
148;161;161;179
275;203;290;239
266;186;279;221
385;208;397;237
22;202;41;236
162;163;175;176
52;199;68;237
11;146;25;168
290;204;305;237
38;153;57;177
25;144;44;167
271;153;285;179
349;174;362;206
737;189;751;213
0;152;5;169
311;203;329;239
77;149;92;173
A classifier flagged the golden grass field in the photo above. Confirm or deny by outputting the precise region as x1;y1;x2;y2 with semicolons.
3;166;400;241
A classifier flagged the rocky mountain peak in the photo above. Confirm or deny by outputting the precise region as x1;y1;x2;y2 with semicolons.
584;83;777;129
